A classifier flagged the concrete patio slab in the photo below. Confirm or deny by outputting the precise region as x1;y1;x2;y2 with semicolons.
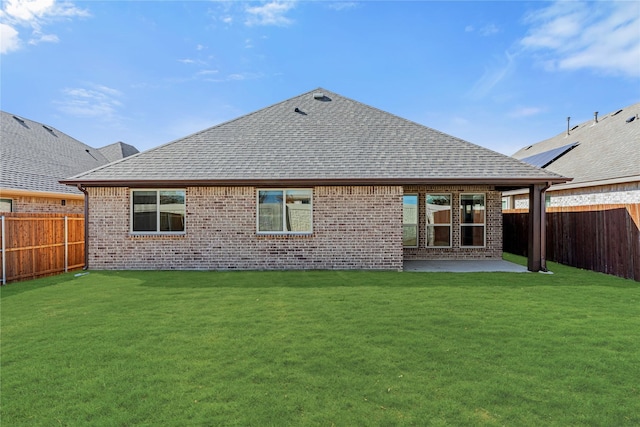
404;259;529;273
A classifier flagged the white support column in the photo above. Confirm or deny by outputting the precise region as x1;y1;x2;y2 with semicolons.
64;216;68;273
1;216;5;285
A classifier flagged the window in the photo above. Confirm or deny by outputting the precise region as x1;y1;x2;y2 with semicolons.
426;194;452;247
460;194;485;247
403;195;418;247
257;189;312;234
502;197;510;210
131;190;185;233
0;198;13;213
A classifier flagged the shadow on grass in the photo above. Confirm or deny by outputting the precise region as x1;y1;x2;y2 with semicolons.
124;267;637;289
2;254;637;295
0;272;85;298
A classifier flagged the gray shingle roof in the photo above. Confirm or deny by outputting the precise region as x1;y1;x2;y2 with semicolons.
1;111;112;195
98;141;140;163
512;102;640;185
63;88;566;187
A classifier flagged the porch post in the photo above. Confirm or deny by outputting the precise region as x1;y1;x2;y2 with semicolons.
1;216;5;285
527;184;548;272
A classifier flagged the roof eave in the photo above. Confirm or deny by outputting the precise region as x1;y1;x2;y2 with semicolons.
60;176;571;189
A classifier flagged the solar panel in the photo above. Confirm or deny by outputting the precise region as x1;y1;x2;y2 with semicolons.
520;142;579;168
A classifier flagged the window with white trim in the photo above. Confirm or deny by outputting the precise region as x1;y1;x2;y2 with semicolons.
426;194;451;247
403;194;418;247
257;189;312;234
460;193;485;247
0;198;13;213
131;190;185;234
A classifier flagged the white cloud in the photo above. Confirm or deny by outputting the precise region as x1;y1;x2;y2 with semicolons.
28;27;58;45
0;22;20;53
521;1;640;77
227;72;261;81
55;84;123;120
2;0;56;21
480;24;499;36
469;51;517;99
508;106;544;118
196;69;219;76
327;2;358;12
0;0;89;53
203;71;264;83
245;1;296;27
465;23;500;36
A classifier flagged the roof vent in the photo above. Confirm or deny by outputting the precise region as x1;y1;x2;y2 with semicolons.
85;149;98;160
627;116;636;123
12;115;29;128
42;125;57;136
612;109;623;116
593;111;598;124
313;92;325;100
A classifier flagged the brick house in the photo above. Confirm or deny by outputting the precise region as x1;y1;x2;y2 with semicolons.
503;102;639;209
0;111;138;214
62;89;567;271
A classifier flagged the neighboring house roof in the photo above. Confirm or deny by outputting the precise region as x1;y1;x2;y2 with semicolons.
1;111;138;195
98;141;140;163
512;102;640;187
62;88;566;188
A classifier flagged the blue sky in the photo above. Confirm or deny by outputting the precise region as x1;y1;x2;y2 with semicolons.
1;1;639;155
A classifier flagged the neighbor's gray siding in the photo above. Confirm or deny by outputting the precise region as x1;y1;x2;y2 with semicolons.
512;182;640;209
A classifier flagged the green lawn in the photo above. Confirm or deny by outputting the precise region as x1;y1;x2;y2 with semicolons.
2;254;639;426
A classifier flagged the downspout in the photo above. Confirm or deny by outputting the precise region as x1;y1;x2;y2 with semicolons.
539;182;552;272
77;184;89;270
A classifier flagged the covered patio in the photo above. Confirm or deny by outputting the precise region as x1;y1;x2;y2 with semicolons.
404;259;530;273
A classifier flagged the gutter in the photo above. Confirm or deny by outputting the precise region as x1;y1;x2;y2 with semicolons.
59;176;572;189
0;188;84;200
77;184;89;270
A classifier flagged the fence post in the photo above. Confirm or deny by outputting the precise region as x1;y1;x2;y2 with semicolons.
1;216;5;285
64;216;68;273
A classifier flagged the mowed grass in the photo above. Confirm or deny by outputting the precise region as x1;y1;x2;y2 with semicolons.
2;255;639;426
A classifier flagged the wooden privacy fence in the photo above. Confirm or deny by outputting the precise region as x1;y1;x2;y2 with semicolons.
503;204;640;281
1;213;85;284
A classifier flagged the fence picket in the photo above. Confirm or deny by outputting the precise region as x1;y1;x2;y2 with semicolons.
504;204;640;281
0;213;85;284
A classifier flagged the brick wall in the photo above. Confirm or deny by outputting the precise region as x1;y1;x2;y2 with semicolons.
86;186;404;271
403;185;503;260
4;194;84;214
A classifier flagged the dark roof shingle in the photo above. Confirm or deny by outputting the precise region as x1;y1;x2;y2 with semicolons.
1;111;111;195
63;88;566;186
513;102;640;185
98;141;140;163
